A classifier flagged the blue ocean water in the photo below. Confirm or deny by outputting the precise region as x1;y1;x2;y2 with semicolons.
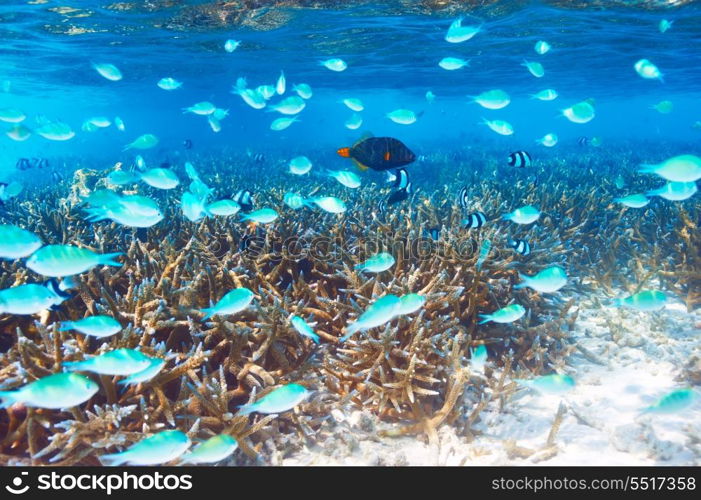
0;0;700;174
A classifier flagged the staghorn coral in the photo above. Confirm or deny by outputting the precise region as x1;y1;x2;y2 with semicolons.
0;142;699;465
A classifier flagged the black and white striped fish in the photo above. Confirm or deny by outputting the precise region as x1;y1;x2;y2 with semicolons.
51;170;64;183
377;198;387;217
385;168;409;189
462;211;486;229
507;151;531;168
509;238;531;256
233;189;254;212
458;186;469;209
577;136;589;147
387;182;412;205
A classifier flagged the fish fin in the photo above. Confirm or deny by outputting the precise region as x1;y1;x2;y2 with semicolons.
57;322;73;332
0;390;18;409
236;404;256;416
62;361;81;371
638;164;657;174
99;452;130;467
352;159;369;171
477;315;491;325
98;252;123;267
513;275;528;290
354;132;374;145
201;308;214;321
336;147;350;158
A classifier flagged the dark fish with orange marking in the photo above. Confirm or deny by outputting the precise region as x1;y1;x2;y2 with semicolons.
337;136;415;171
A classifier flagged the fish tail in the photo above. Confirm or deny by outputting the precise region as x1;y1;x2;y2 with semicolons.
501;214;512;221
0;390;18;409
201;308;214;321
477;314;490;325
84;208;109;222
336;147;350;158
638;163;658;174
611;298;623;307
310;333;320;344
340;324;359;342
98;252;123;267
99;452;130;467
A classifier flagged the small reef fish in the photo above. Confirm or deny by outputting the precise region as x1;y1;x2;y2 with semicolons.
530;89;558;101
534;40;551;55
345;113;363;130
270;116;299;131
27;245;122;277
536;133;558;147
638;154;701;182
463;211;486;229
0;281;71;315
241;207;278;224
439;57;469;70
342;98;364;111
386;168;409;189
515;266;568;293
293;83;312;99
157;77;182;90
268;96;305;115
0;224;43;259
509;238;531;256
658;19;673;33
59;315;122;338
238;383;311;415
180;435;238;464
471;89;510;110
64;348;152;376
202;288;255;320
387;182;412;205
290;315;319;343
612;290;667;311
233;190;254;211
307;196;347;214
207;199;241;216
283;192;305;210
503;205;540;224
36;121;75;141
325;169;361;188
181;192;208;222
517;374;576;395
343;294;402;340
508;151;531;168
100;430;191;466
224;39;241;53
183;101;216;115
445;17;480;43
646;182;697;201
0;107;26;123
232;80;267;110
355;252;395;273
562;99;596;124
276;70;285;94
93;62;122;81
482;118;514;136
6;124;31;141
396;293;425;315
425;90;436;103
476;239;491;270
522;60;544;78
479;303;525;324
289;156;312;175
641;388;697;415
106;170;139;186
140;168;180;189
0;372;98;409
470;345;488;373
337;136;416;171
458;186;470;209
634;58;663;81
387;109;418;125
118;358;166;386
320;58;347;71
114;116;125;131
614;193;650;208
651;100;673;114
124;133;159;151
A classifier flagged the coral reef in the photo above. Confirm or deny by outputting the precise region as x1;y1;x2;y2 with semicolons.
0;143;699;465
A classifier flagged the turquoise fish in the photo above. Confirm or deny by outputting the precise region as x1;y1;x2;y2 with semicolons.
202;288;254;320
0;372;98;409
238;383;311;415
479;304;525;324
180;435;239;464
100;430;191;466
59;315;122;338
64;348;152;376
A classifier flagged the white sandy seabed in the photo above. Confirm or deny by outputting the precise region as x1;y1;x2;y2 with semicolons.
282;293;701;466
